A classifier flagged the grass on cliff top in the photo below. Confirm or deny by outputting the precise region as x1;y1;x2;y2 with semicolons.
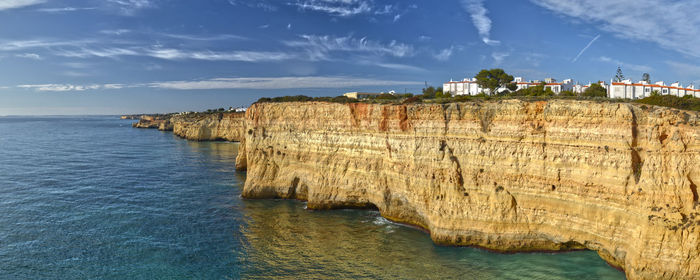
634;94;700;112
254;93;700;113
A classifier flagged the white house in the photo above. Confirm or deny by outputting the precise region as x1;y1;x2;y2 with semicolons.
608;80;700;99
443;78;483;96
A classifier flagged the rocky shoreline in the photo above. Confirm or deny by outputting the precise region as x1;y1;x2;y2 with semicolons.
129;99;700;279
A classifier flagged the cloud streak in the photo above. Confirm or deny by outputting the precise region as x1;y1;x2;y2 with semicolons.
15;76;422;92
572;34;600;62
284;34;414;61
292;0;373;17
531;0;700;57
0;0;45;11
461;0;499;46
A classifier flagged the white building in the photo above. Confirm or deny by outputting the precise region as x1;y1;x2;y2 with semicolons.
443;78;483;96
445;76;575;96
573;81;610;95
608;80;699;99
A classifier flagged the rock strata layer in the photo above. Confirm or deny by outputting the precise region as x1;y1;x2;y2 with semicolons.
170;112;245;142
240;99;700;280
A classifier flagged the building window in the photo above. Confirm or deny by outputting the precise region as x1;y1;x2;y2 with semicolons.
645;88;651;92
662;89;668;94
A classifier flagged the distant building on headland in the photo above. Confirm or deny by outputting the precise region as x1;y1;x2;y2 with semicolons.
607;80;699;99
343;92;390;99
444;77;575;95
444;76;700;99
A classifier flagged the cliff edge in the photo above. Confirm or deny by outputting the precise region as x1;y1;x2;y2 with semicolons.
240;99;700;280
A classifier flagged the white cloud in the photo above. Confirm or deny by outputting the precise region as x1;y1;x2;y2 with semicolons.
572;34;600;62
15;53;41;60
99;29;131;35
285;34;414;61
599;56;652;73
54;47;297;62
292;0;373;17
37;7;96;13
18;84;102;92
14;76;422;92
0;0;45;10
160;33;247;41
0;39;90;51
530;0;700;57
149;76;422;90
461;0;499;46
107;0;154;15
373;62;425;72
228;0;277;12
434;46;454;61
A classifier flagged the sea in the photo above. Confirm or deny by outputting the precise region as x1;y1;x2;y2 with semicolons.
0;116;625;279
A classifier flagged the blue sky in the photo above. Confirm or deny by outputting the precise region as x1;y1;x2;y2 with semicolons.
1;0;700;115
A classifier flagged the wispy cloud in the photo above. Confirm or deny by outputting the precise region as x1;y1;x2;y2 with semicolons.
460;0;499;46
434;46;455;61
160;33;247;41
54;46;297;62
284;34;414;61
15;53;41;60
18;84;103;92
0;39;91;51
0;0;45;11
14;76;422;92
292;0;373;17
99;29;131;35
149;76;422;90
599;56;652;72
37;7;96;13
107;0;154;15
228;0;277;12
530;0;700;57
572;34;600;62
367;62;425;72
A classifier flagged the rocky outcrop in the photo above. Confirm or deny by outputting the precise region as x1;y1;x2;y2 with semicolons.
239;100;700;280
132;115;173;130
130;112;246;142
171;112;245;141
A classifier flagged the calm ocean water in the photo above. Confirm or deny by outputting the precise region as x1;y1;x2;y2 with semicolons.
0;116;625;279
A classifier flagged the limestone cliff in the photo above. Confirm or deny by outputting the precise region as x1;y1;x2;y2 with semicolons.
171;112;245;142
132;115;172;130
240;99;700;280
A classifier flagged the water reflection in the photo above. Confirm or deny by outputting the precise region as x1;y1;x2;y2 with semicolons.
238;199;625;279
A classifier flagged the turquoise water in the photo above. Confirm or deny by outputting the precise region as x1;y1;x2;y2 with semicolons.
0;116;625;279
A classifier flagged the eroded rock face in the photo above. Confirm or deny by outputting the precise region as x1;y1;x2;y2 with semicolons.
171;112;245;142
240;100;700;280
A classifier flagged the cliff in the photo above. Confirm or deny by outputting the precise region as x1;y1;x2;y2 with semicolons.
170;112;246;142
131;115;172;130
239;99;700;280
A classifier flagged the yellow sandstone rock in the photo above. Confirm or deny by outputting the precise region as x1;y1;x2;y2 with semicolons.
239;99;700;280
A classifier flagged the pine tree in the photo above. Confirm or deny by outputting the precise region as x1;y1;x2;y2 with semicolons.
615;66;625;82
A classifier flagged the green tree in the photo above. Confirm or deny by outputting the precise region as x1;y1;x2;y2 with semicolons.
583;83;607;97
422;86;437;99
475;68;514;95
506;82;518;92
615;66;625;82
560;90;576;97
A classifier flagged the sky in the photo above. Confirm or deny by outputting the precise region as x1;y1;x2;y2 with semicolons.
2;0;700;115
